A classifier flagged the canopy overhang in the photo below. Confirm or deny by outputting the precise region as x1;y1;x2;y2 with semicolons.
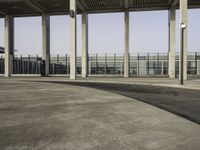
0;0;200;17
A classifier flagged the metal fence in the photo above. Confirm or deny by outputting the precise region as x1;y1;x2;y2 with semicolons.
89;54;124;75
0;52;200;76
175;52;200;76
49;54;69;75
13;55;41;74
0;55;4;74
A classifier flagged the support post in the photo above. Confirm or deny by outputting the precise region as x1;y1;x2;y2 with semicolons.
82;12;88;78
179;0;188;84
4;16;14;77
168;7;176;78
197;53;200;75
105;54;107;75
137;53;140;75
195;52;197;75
147;53;150;75
124;10;130;78
42;14;50;76
70;0;77;80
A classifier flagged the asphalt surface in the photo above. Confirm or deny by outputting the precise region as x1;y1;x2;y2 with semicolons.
1;78;200;150
48;81;200;125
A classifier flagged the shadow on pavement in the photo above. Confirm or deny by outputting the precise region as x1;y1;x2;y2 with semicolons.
33;80;200;125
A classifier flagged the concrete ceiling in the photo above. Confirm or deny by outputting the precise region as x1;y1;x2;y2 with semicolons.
0;0;200;17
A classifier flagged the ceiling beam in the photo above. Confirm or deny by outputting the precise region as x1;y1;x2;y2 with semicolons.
0;10;7;16
77;0;85;11
79;0;89;10
169;0;179;9
124;0;129;9
119;0;124;7
24;0;45;13
0;0;22;2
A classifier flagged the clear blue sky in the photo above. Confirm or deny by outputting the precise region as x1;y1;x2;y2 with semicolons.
0;9;200;56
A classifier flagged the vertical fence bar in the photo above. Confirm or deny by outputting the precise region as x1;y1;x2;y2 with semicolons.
195;52;198;75
137;53;140;75
122;53;124;75
48;53;52;75
68;54;70;74
31;58;33;74
2;55;4;74
12;54;14;74
130;53;131;76
57;54;59;74
88;54;91;75
198;52;200;76
167;52;169;75
105;54;107;75
36;55;38;74
28;55;30;74
0;56;2;74
96;54;98;74
16;55;18;74
114;53;116;75
20;55;23;74
147;53;150;75
157;53;159;75
2;55;3;74
0;56;1;74
65;54;68;74
86;53;90;75
60;61;62;74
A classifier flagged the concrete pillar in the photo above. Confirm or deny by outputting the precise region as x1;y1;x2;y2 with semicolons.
4;16;14;77
70;0;77;80
89;61;91;75
197;60;200;75
124;10;130;78
42;14;50;76
161;61;164;75
168;7;176;78
82;12;88;78
179;0;188;81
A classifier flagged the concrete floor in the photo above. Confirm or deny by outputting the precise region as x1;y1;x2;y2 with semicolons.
0;78;200;150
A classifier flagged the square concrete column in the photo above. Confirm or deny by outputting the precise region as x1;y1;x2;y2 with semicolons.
70;0;77;80
82;12;88;78
179;0;188;81
197;61;200;75
42;14;50;76
168;7;176;78
124;10;130;78
197;56;200;75
4;16;14;77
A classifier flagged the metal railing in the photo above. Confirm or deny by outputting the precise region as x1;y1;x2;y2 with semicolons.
49;54;69;75
89;54;124;75
0;52;200;76
0;55;4;74
13;55;41;74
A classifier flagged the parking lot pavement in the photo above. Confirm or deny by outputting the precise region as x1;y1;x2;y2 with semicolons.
0;78;200;150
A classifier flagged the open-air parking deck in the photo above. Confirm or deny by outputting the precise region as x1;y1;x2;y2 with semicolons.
0;0;199;84
1;1;200;149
